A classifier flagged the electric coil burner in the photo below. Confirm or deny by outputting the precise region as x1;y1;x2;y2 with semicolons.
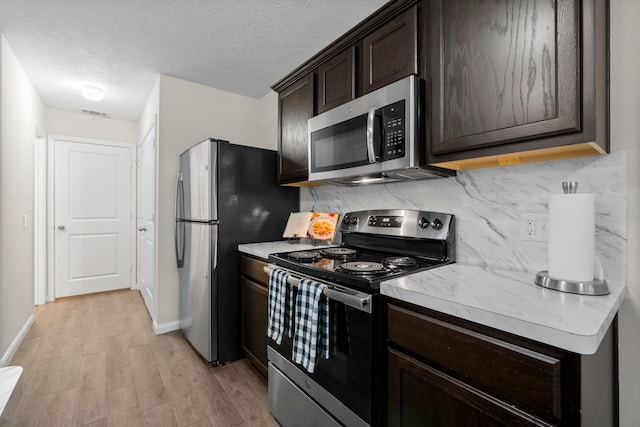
321;247;358;259
267;209;455;427
338;261;388;275
287;250;320;262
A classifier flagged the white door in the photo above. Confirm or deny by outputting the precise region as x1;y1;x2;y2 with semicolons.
54;138;133;298
137;123;156;319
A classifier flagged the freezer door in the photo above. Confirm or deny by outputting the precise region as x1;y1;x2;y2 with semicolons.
179;222;218;362
178;139;218;221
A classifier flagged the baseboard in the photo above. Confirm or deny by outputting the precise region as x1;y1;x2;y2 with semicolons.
1;314;34;367
153;319;180;335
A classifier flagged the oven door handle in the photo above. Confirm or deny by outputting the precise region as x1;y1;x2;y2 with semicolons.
264;265;372;314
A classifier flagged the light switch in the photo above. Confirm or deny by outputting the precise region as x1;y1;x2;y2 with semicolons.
23;214;27;229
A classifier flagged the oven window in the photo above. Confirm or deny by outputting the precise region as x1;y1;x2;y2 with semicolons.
310;114;371;172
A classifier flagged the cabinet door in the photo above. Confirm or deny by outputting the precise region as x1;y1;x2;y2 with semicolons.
387;348;550;427
278;73;314;183
363;5;418;94
241;277;269;376
429;0;580;155
316;47;355;114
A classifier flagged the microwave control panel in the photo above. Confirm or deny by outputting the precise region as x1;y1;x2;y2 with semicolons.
381;100;406;160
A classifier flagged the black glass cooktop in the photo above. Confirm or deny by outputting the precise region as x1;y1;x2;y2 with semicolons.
268;246;448;292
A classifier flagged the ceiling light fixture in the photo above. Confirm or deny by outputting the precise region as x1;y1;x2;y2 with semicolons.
81;85;104;102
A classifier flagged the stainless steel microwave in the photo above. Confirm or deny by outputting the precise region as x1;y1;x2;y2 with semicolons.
308;75;454;185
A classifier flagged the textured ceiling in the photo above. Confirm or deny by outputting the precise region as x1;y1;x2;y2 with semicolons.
0;0;388;120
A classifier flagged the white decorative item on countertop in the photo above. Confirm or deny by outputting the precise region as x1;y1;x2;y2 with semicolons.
536;181;609;295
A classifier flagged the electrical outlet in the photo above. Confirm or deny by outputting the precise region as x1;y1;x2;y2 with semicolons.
520;214;548;241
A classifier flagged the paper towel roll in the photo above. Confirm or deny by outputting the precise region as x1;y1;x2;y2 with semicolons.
548;193;595;282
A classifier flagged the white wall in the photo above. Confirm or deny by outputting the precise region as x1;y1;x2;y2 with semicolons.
159;74;277;150
253;90;279;151
610;0;640;424
139;77;160;138
0;35;45;365
45;108;138;145
152;74;278;326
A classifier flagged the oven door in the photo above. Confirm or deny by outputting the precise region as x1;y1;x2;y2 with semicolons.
268;285;379;427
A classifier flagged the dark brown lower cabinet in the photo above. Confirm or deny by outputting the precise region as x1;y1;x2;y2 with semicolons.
385;299;617;426
241;277;268;376
388;348;550;427
240;255;270;376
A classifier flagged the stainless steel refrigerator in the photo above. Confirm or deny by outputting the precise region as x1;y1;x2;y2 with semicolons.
175;138;299;363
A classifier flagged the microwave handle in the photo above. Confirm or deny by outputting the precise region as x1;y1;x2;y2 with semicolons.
366;108;377;163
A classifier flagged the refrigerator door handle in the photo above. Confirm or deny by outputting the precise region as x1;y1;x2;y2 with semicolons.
175;172;186;268
175;221;185;268
175;172;184;220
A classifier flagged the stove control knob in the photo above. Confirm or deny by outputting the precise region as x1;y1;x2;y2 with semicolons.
342;215;351;225
368;216;376;225
432;218;443;230
419;217;430;229
350;216;359;225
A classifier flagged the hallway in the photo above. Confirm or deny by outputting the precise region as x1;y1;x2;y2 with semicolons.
4;289;276;426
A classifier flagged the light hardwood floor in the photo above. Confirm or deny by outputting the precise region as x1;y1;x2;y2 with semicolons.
3;289;277;427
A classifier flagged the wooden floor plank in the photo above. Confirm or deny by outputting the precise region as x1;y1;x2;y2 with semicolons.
36;388;77;427
106;384;141;427
32;331;66;362
74;352;107;426
82;334;106;356
105;335;134;391
129;344;168;411
49;336;83;394
195;389;244;427
184;417;214;427
84;418;108;427
155;348;208;427
6;289;276;427
140;403;178;427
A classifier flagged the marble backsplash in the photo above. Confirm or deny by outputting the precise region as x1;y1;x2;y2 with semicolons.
301;152;627;283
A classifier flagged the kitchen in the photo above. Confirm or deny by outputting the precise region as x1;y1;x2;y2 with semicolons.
0;0;639;426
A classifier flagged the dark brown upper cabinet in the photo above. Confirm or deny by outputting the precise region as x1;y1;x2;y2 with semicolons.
363;5;418;94
316;47;356;115
428;0;609;169
277;73;314;184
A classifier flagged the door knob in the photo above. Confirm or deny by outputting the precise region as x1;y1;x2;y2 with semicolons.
57;225;66;231
138;226;147;232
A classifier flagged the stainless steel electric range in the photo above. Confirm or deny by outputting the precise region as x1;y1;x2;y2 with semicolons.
266;209;455;427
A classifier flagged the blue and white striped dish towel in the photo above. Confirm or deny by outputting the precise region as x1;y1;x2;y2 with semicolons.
292;278;330;373
267;268;294;344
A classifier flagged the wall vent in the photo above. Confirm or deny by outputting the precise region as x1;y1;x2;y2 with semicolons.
80;108;109;118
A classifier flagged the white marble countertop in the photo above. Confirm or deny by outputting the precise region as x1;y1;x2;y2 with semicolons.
381;264;626;355
0;366;22;417
238;240;334;260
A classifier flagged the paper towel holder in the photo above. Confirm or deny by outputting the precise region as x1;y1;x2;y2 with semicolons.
534;271;609;296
